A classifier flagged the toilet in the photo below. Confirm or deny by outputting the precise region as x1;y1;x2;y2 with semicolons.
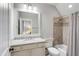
55;44;68;56
47;47;60;56
46;39;67;56
46;39;60;56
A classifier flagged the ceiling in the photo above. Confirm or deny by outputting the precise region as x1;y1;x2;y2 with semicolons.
49;3;58;6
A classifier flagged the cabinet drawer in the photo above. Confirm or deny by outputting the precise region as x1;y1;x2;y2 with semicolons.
12;46;23;52
11;49;31;56
31;47;45;56
11;44;38;52
21;44;38;50
37;43;46;47
11;43;46;52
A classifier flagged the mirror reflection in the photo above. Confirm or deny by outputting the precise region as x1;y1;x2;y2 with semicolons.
18;11;40;36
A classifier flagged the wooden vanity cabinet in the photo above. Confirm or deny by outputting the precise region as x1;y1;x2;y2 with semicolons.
10;42;46;56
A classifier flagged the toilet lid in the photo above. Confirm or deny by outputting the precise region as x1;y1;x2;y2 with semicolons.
48;47;60;55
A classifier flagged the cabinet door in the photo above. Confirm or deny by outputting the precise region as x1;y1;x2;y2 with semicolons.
11;50;31;56
31;47;45;56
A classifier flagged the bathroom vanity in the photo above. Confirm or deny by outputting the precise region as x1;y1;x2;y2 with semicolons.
9;38;47;56
9;4;47;56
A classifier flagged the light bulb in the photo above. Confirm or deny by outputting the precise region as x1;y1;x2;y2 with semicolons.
24;4;27;9
28;6;32;10
68;5;72;8
33;7;37;11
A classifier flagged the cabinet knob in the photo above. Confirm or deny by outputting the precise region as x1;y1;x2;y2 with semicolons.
9;48;14;52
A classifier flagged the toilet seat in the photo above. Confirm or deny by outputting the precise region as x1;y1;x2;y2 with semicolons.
47;47;60;56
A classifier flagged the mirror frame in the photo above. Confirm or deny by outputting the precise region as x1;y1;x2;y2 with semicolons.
15;9;41;38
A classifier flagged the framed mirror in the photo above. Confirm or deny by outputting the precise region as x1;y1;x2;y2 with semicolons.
9;4;40;39
17;10;40;37
10;9;41;38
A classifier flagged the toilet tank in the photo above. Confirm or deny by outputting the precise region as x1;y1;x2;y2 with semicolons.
45;38;53;47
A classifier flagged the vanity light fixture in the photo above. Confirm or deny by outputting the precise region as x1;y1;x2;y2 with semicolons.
24;4;38;12
68;4;72;8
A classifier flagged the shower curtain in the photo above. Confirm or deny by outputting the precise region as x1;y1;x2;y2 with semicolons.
68;12;79;56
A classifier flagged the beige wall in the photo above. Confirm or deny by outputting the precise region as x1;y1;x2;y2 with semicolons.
53;17;63;46
53;16;70;46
